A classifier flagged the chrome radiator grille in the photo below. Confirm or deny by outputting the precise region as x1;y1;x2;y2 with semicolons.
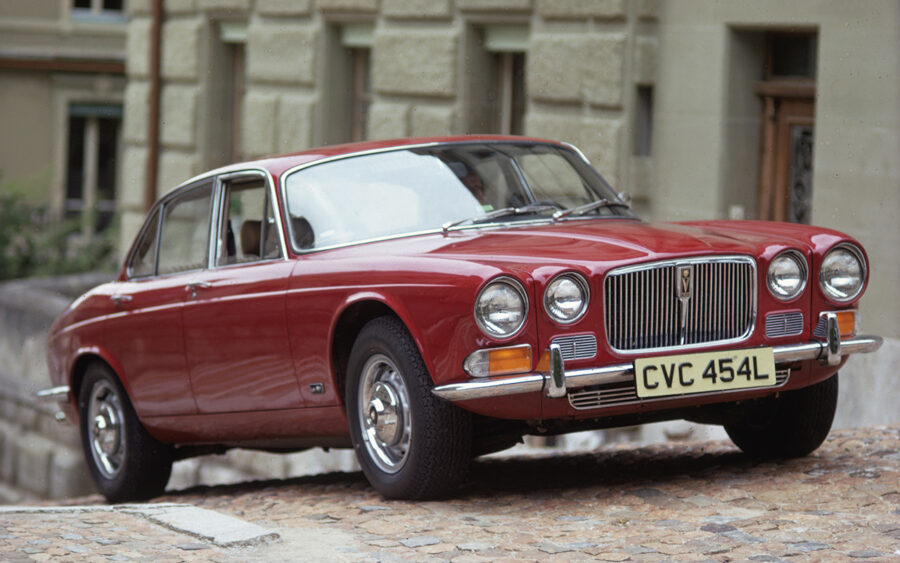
604;257;756;352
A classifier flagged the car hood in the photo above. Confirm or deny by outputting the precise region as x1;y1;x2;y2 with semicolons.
418;220;818;269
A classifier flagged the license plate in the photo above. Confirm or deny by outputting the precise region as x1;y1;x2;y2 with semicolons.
634;348;776;399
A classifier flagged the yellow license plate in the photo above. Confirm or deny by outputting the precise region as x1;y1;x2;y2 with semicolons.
634;348;776;399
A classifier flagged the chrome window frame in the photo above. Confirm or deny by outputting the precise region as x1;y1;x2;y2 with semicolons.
211;170;288;270
124;167;288;280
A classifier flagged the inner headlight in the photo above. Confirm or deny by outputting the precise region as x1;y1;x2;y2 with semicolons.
820;243;866;303
767;250;808;301
544;273;589;324
475;277;528;339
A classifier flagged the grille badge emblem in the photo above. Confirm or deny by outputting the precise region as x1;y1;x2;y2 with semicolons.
677;265;693;300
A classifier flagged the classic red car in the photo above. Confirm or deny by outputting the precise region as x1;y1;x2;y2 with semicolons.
42;136;882;501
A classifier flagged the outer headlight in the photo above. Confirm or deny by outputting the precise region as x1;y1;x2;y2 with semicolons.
767;250;808;301
475;277;528;339
544;273;589;324
819;243;866;303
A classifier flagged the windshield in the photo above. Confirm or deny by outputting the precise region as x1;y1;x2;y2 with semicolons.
283;142;634;251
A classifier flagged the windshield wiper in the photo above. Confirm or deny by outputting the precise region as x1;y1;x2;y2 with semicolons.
552;198;630;221
442;203;559;234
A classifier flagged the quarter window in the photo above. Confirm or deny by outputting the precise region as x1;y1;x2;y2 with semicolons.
157;183;214;275
128;209;160;278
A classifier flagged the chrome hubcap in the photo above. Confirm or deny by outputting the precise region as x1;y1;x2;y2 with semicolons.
87;380;126;480
358;354;411;473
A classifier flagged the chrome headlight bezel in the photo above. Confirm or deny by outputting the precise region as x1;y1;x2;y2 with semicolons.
767;249;809;302
474;276;529;339
543;272;590;325
819;243;867;304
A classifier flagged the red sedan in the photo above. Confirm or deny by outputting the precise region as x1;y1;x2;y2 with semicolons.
41;136;882;501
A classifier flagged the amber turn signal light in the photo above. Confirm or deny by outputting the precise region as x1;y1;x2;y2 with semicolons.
463;344;533;377
833;310;856;337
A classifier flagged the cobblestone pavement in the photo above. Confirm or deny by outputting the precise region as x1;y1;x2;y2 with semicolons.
2;424;899;562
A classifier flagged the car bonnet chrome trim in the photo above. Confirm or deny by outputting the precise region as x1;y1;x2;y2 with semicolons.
430;334;883;402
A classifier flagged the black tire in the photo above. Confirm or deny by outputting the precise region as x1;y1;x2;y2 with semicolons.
346;316;472;499
725;373;838;459
78;363;173;503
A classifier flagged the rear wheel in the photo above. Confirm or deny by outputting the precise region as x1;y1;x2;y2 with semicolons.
78;363;173;502
346;316;471;499
725;374;838;458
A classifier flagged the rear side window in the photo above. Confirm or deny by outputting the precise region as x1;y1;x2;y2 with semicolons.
157;183;214;275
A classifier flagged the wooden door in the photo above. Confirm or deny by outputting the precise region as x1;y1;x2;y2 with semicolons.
757;83;815;223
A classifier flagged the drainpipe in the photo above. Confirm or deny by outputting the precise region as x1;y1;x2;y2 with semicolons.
145;0;163;212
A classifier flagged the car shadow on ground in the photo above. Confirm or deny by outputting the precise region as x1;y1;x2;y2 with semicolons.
161;441;778;501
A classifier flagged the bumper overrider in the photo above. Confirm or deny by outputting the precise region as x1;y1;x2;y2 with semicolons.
432;314;883;402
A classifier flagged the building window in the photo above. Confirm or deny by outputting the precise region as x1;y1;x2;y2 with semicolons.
765;32;817;80
347;45;372;142
72;0;125;21
65;103;122;234
207;21;247;167
324;24;372;144
633;85;653;156
468;25;528;135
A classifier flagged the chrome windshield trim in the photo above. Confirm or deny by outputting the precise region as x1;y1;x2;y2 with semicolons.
279;140;632;254
431;334;884;402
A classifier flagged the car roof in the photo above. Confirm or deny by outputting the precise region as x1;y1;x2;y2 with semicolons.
172;135;567;190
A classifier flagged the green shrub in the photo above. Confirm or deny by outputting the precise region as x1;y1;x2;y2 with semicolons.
0;193;118;281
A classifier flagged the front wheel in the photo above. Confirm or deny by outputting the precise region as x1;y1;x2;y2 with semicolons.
346;316;471;499
725;374;838;459
78;363;173;502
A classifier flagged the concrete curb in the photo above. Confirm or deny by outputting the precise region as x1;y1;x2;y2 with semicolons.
0;503;280;547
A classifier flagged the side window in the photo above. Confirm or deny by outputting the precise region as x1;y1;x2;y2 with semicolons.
128;208;160;278
216;178;282;266
157;183;214;275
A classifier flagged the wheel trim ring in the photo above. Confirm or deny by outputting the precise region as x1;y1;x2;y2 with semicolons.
87;380;126;480
357;354;412;474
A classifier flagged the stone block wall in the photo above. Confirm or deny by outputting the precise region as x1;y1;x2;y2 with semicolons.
119;0;660;251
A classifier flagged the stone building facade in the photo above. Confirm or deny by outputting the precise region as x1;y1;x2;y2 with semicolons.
0;0;127;235
120;0;660;246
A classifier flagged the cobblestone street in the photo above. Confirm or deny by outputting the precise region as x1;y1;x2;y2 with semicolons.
2;425;899;562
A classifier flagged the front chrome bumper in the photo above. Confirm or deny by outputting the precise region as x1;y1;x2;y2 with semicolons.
431;330;883;403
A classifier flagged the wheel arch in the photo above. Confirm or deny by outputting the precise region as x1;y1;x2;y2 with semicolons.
69;348;129;408
330;297;422;407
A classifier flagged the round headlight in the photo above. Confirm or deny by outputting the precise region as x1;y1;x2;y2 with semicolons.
475;277;528;339
544;273;589;324
819;243;866;303
767;250;808;301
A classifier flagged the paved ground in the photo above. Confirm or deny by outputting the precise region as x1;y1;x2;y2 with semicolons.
2;424;899;562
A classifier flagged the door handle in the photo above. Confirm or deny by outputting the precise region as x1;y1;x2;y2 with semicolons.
110;294;133;305
185;281;212;298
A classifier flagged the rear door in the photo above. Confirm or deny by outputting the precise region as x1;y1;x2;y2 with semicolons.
103;180;215;416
